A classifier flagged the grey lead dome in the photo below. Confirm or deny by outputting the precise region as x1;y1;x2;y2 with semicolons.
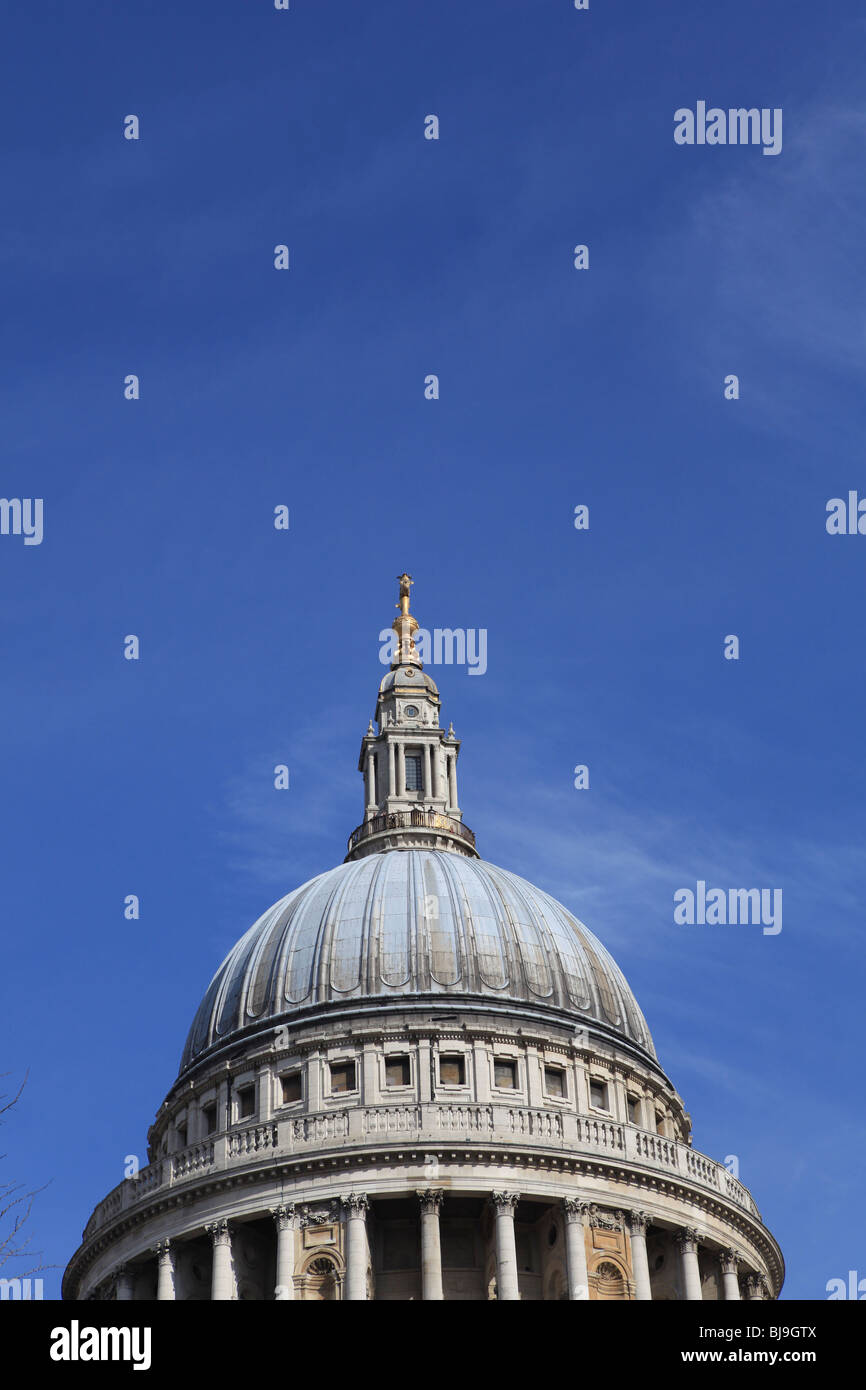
180;848;656;1073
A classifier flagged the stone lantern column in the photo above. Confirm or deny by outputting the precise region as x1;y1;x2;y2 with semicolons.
153;1240;175;1301
561;1199;589;1300
675;1227;703;1301
627;1210;653;1301
417;1189;444;1300
207;1220;234;1301
341;1194;369;1301
490;1192;521;1301
271;1205;296;1301
720;1249;741;1301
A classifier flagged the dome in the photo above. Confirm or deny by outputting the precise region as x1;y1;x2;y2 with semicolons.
377;665;440;697
180;848;656;1074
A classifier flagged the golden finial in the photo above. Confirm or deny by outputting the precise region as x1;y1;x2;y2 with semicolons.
396;572;414;617
391;573;420;668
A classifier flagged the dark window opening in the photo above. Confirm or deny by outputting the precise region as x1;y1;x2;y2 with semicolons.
330;1061;357;1094
202;1104;217;1134
237;1087;255;1119
405;753;423;791
386;1056;411;1087
589;1079;608;1110
544;1066;565;1098
281;1072;302;1104
439;1055;465;1086
494;1059;517;1089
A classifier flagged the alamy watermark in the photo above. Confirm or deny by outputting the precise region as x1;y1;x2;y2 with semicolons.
378;627;487;675
674;103;782;156
0;498;43;545
674;881;782;935
0;1277;44;1300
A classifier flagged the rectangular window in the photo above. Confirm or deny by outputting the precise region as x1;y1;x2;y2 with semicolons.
544;1066;565;1098
281;1072;302;1104
439;1055;465;1086
176;1124;187;1149
494;1059;517;1089
385;1056;411;1087
330;1061;357;1094
656;1111;666;1136
202;1104;218;1134
237;1086;255;1119
589;1079;608;1110
627;1095;639;1124
404;753;423;791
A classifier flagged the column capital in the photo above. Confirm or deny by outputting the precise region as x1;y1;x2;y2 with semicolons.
341;1192;369;1215
719;1248;741;1276
270;1204;297;1231
151;1238;172;1259
627;1209;650;1235
206;1219;231;1246
417;1189;444;1215
744;1273;767;1300
561;1198;589;1223
675;1226;700;1254
489;1191;520;1212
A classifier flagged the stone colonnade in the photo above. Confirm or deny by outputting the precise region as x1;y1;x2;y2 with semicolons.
116;1194;769;1302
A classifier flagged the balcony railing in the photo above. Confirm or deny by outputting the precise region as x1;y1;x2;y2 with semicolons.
347;809;476;854
81;1106;761;1241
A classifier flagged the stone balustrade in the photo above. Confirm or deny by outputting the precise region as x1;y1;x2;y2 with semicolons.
81;1106;760;1242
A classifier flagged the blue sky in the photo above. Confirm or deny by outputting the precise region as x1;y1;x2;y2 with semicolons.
1;0;864;1300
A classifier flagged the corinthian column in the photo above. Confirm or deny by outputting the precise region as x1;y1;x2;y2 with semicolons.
417;1189;444;1300
675;1227;703;1301
271;1205;296;1301
627;1210;652;1301
207;1220;234;1301
114;1267;134;1301
561;1199;589;1300
153;1240;175;1301
365;752;376;813
490;1192;521;1301
341;1194;369;1301
719;1249;741;1301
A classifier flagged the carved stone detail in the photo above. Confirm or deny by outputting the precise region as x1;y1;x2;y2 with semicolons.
269;1204;296;1231
627;1209;649;1235
719;1248;740;1276
416;1188;444;1215
588;1204;624;1231
489;1191;520;1211
206;1219;231;1246
340;1192;369;1215
561;1198;588;1223
674;1226;700;1254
